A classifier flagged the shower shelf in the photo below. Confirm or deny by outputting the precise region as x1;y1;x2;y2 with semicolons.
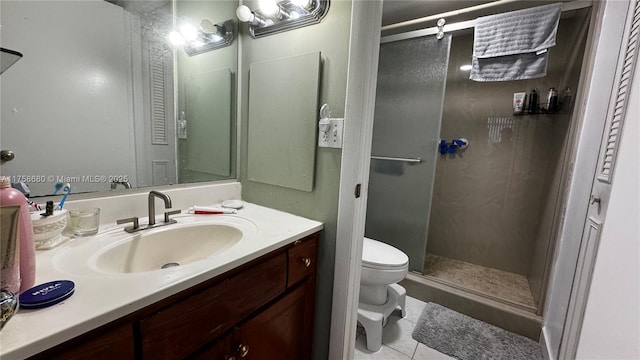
514;103;568;116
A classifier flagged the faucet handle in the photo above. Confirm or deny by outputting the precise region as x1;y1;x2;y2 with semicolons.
164;209;181;223
117;217;139;233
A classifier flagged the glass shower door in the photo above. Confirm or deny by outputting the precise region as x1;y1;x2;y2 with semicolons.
365;35;451;272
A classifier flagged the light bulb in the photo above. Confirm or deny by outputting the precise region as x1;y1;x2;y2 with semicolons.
179;24;198;41
259;0;280;17
291;0;312;10
168;31;185;46
236;5;255;23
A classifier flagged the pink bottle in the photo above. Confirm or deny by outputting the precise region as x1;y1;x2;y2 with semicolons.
0;177;36;293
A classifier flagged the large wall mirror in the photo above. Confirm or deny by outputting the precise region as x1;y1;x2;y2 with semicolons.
0;0;238;197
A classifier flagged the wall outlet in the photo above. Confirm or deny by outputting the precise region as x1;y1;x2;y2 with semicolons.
318;118;344;148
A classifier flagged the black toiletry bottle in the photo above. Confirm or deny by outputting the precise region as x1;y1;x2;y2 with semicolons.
528;88;538;114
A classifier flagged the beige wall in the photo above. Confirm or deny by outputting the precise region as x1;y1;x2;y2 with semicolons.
426;14;588;279
239;1;352;358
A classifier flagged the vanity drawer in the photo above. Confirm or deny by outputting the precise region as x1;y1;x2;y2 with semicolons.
287;234;318;287
139;253;287;359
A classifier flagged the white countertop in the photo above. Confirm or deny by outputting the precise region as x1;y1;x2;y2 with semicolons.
0;202;323;360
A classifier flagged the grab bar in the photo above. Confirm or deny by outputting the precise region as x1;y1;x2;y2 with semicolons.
371;156;422;163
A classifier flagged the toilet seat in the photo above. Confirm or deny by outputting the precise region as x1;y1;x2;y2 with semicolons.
362;237;409;270
360;238;409;286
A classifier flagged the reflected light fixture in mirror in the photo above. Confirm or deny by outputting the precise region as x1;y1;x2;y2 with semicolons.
259;0;285;19
236;5;267;26
169;19;235;56
236;0;330;38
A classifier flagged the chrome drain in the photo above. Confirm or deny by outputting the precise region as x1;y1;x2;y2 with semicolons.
161;262;180;269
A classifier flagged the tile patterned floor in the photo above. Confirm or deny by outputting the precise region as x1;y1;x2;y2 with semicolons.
423;253;536;309
355;296;455;360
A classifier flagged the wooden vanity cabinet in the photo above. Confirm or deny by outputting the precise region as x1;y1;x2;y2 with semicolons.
194;273;315;360
28;322;135;360
139;252;288;359
191;236;318;360
28;232;318;360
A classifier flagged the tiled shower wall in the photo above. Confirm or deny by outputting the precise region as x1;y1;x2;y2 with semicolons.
426;12;589;306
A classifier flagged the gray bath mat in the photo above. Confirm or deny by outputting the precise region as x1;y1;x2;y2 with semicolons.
412;303;542;360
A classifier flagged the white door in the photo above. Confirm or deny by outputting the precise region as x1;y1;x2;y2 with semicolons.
134;28;177;188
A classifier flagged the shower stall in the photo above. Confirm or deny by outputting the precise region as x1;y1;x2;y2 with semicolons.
365;2;591;336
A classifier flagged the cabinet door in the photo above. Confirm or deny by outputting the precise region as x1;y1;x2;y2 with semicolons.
190;333;233;360
232;284;309;360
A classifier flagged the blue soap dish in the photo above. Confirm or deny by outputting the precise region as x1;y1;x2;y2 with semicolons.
19;280;75;309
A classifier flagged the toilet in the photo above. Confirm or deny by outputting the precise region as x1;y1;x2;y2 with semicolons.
358;237;409;352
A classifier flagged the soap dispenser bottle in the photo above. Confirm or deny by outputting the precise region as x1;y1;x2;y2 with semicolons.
0;177;36;293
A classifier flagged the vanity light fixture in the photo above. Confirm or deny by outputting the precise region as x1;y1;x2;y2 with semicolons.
168;19;235;56
236;0;330;38
291;0;313;10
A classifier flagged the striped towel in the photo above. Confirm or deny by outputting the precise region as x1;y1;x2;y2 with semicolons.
470;3;562;82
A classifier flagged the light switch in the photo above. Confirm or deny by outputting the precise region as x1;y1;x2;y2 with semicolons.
318;118;343;148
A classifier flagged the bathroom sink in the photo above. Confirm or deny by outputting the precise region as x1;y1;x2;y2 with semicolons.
94;224;243;273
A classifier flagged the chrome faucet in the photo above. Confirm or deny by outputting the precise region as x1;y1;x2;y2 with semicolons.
116;190;181;233
148;190;172;226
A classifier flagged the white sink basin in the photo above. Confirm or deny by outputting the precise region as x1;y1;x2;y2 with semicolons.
94;224;243;273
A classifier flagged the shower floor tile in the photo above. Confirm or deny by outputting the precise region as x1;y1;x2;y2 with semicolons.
423;253;536;309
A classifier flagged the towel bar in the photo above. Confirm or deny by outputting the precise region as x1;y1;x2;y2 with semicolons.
371;156;422;163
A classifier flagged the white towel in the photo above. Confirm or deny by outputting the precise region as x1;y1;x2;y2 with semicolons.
470;3;562;82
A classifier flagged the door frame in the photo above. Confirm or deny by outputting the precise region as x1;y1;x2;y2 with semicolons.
328;1;383;359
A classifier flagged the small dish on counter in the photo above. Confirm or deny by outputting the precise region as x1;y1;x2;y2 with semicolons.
31;210;70;250
221;199;243;209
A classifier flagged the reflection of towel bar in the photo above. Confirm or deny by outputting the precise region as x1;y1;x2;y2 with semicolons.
371;156;422;163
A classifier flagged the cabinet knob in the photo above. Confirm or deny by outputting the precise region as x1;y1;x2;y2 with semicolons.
0;150;15;162
238;344;250;358
302;257;311;267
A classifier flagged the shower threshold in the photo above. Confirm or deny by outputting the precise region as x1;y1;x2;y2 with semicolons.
400;272;543;340
422;253;537;313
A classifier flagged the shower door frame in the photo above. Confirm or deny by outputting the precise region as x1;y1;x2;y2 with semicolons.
379;0;594;315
